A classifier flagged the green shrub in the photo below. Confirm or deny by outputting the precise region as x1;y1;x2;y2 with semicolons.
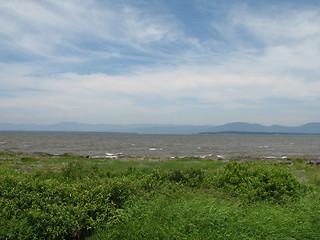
215;161;302;203
61;161;87;179
1;156;315;239
0;167;131;239
108;177;137;208
310;175;320;187
293;158;304;164
20;157;37;163
168;167;205;187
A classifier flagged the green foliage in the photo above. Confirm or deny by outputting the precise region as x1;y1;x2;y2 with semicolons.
293;158;304;164
168;167;205;187
20;157;38;163
1;152;320;239
310;175;320;186
0;165;135;239
61;162;116;180
107;177;137;208
61;161;90;179
92;190;320;240
215;161;302;203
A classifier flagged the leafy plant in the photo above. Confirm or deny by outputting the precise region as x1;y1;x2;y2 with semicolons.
168;167;205;187
215;161;302;203
1;152;319;239
0;166;121;239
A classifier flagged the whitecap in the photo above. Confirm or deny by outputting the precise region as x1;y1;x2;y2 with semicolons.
104;152;120;158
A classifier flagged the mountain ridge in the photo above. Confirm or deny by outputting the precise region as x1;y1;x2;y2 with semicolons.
0;122;320;134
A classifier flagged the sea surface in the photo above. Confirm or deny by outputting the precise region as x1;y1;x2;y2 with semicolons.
0;132;320;160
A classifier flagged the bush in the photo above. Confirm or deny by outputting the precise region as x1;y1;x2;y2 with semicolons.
168;167;205;187
0;166;135;239
108;177;137;208
215;161;302;203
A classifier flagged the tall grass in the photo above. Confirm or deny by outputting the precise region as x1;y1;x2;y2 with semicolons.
93;191;320;240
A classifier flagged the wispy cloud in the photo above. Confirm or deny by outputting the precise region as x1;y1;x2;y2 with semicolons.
0;1;183;65
0;0;319;125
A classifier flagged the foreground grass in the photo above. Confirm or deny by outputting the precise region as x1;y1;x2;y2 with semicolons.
1;151;320;239
93;191;320;240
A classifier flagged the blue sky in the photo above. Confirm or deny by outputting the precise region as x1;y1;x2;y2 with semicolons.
0;0;320;126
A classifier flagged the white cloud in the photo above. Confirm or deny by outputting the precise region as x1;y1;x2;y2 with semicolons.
239;9;320;44
0;1;319;125
1;63;319;109
1;63;319;125
122;6;179;44
0;0;181;62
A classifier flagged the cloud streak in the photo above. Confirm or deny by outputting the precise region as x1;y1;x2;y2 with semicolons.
0;0;319;125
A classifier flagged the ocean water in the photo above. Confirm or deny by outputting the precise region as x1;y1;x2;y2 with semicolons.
0;132;320;160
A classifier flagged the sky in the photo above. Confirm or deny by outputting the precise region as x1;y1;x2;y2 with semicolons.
1;0;320;126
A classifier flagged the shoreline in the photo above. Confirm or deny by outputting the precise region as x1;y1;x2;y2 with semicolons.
1;150;320;164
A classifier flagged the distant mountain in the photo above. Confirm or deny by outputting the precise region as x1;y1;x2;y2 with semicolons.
200;122;320;135
0;122;320;134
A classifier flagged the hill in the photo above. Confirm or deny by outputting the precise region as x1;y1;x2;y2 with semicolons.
0;122;320;134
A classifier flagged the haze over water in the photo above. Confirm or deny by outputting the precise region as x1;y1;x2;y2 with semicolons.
1;132;320;160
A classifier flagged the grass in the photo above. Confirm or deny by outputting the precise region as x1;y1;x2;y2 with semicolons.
92;192;320;240
1;151;320;239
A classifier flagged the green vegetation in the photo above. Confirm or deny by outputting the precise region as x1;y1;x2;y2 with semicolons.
1;151;320;239
215;161;302;203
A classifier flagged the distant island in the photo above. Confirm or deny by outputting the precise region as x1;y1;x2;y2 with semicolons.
1;122;320;135
199;131;319;135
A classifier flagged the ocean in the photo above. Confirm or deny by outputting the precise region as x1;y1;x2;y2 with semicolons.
1;132;320;161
